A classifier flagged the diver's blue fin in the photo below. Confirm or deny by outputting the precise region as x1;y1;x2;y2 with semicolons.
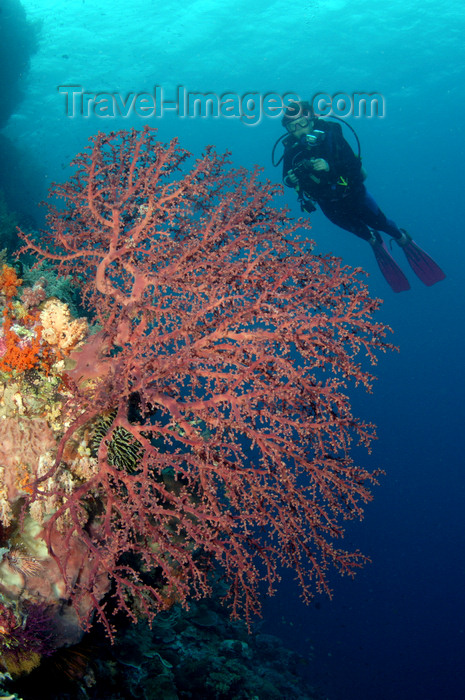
369;232;411;293
396;230;445;287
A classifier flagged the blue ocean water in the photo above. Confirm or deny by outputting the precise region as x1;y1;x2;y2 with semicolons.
4;0;465;698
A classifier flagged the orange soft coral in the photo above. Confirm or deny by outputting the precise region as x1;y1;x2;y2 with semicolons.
0;307;52;375
0;263;22;299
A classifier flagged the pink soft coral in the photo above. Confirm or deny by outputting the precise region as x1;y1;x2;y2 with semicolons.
19;127;390;634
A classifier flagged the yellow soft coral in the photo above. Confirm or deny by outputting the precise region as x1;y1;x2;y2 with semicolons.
1;650;41;677
39;298;88;354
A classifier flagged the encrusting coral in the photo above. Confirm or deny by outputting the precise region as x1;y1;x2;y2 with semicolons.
0;263;103;674
0;416;55;527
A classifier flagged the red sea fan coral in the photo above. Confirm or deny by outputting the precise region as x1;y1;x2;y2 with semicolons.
20;127;392;634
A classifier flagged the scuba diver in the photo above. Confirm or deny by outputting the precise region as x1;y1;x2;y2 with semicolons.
274;100;445;292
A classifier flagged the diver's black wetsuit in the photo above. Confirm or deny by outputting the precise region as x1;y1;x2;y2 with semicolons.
282;119;402;242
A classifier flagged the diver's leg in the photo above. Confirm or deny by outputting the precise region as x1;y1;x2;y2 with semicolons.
318;200;373;240
319;199;410;292
361;192;403;239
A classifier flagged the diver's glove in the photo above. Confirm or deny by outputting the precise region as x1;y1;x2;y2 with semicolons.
284;169;299;187
308;157;329;172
